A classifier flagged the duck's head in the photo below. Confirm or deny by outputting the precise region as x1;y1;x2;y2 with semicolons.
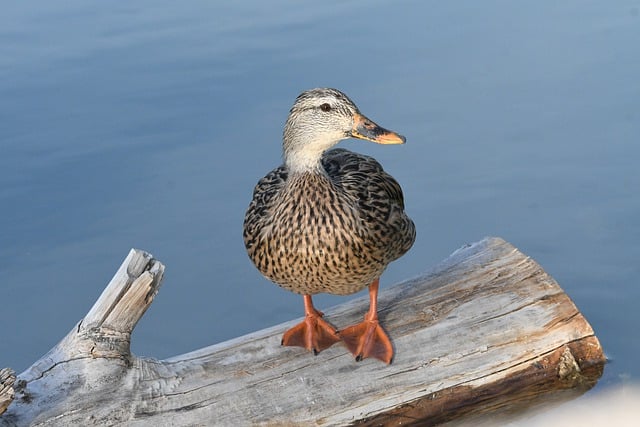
283;88;405;172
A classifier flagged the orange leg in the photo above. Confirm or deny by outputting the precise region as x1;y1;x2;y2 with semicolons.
338;279;394;364
281;295;340;355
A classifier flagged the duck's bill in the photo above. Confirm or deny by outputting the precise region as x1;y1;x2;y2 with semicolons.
351;113;406;145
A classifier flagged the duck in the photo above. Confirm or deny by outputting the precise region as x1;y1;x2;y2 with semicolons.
243;88;415;363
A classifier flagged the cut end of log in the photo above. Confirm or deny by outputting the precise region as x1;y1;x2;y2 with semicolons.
359;337;605;426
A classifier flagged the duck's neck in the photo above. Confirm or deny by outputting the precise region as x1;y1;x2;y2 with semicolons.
284;146;327;174
283;137;341;174
282;116;345;173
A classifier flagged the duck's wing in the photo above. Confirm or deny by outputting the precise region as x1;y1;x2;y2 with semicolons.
322;148;416;259
243;165;288;250
322;148;405;211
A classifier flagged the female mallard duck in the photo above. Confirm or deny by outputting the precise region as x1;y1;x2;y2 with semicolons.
243;88;415;363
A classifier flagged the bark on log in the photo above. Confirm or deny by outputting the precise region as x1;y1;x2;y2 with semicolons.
0;237;605;426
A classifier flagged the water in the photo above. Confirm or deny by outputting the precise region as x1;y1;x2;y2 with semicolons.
1;0;638;396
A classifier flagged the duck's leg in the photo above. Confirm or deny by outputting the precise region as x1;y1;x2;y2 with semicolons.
281;295;340;354
338;279;394;364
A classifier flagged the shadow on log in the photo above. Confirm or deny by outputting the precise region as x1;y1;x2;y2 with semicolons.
0;237;605;426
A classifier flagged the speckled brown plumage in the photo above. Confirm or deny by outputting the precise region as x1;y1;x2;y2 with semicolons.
244;148;415;296
242;88;415;362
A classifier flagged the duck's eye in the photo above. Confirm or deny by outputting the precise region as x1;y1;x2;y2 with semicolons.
320;103;332;112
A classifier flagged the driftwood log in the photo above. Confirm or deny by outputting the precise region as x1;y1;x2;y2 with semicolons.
0;237;605;426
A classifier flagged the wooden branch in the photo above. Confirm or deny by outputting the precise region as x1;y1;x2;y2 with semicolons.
0;238;605;426
0;369;15;416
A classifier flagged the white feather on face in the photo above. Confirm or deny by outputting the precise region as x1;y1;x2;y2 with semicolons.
282;88;359;173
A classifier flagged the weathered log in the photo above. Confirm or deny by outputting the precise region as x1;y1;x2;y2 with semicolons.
0;369;15;416
0;237;605;426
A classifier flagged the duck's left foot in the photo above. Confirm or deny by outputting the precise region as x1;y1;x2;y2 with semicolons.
338;319;394;364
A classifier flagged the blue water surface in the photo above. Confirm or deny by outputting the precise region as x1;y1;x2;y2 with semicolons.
1;1;639;395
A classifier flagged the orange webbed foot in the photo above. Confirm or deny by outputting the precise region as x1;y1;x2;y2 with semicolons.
282;297;340;355
338;278;394;364
339;319;394;364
